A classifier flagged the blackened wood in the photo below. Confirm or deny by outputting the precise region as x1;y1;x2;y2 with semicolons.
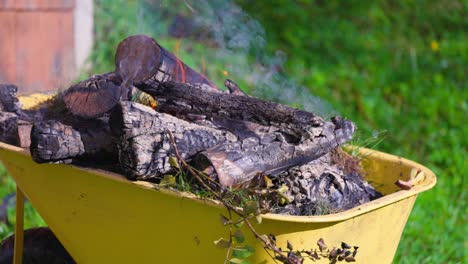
274;152;382;215
115;35;218;91
30;121;85;163
109;101;236;180
30;119;116;163
0;84;21;113
64;35;222;119
0;112;19;145
139;81;340;141
224;79;248;96
62;73;123;118
194;118;355;187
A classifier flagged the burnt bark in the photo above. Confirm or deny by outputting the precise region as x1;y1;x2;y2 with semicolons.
30;119;116;164
109;101;237;180
115;35;218;91
193;118;355;187
63;35;221;119
139;81;345;141
0;84;21;113
62;73;123;118
273;152;382;215
0;112;19;145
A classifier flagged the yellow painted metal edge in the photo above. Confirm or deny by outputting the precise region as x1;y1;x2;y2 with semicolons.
0;142;436;224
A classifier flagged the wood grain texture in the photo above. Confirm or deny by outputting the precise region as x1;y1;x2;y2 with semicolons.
109;101;237;180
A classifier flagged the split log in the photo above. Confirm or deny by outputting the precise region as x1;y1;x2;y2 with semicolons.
63;35;221;119
30;119;116;164
62;73;123;118
115;35;218;91
193;117;355;187
139;81;344;142
109;101;237;180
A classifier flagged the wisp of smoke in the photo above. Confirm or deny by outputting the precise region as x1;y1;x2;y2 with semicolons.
134;0;336;116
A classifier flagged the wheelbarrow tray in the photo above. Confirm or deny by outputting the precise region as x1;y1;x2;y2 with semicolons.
0;142;436;263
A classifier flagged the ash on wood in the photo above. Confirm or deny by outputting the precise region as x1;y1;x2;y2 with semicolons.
140;81;331;141
63;73;123;118
30;119;116;164
274;152;382;215
0;112;19;145
193;118;355;187
30;121;85;163
115;35;218;91
0;84;21;113
109;101;237;180
0;33;383;217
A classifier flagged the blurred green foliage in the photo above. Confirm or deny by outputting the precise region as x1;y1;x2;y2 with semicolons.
0;0;465;263
240;1;466;263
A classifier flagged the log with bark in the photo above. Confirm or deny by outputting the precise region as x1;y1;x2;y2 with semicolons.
0;84;21;113
140;81;331;142
0;34;383;217
109;101;237;180
0;84;35;147
273;151;382;215
30;118;116;164
193;117;355;187
63;35;220;118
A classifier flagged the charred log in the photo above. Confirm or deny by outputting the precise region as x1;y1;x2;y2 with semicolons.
0;112;19;145
30;119;116;164
109;101;237;180
63;35;220;119
273;152;382;215
62;73;123;118
0;84;21;113
193;117;355;187
139;81;346;142
115;35;218;91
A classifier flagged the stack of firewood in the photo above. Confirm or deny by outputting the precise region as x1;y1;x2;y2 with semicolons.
0;35;381;215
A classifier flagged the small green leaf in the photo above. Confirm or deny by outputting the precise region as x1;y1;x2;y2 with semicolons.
263;175;274;188
160;175;177;187
168;156;179;169
234;229;245;243
255;214;262;224
277;184;289;194
220;214;231;226
229;258;245;264
243;201;258;215
233;246;254;258
244;244;255;253
234;220;244;228
214;238;231;248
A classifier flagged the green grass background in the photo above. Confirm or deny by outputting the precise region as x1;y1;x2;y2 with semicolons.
0;1;465;263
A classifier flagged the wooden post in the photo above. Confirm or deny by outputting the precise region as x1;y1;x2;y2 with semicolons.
13;186;25;264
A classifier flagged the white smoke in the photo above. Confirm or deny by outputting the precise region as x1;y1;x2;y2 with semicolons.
113;0;336;116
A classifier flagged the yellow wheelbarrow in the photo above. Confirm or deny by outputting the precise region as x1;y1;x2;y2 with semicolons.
0;96;436;263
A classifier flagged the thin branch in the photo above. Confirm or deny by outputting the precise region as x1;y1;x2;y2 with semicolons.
165;130;290;262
